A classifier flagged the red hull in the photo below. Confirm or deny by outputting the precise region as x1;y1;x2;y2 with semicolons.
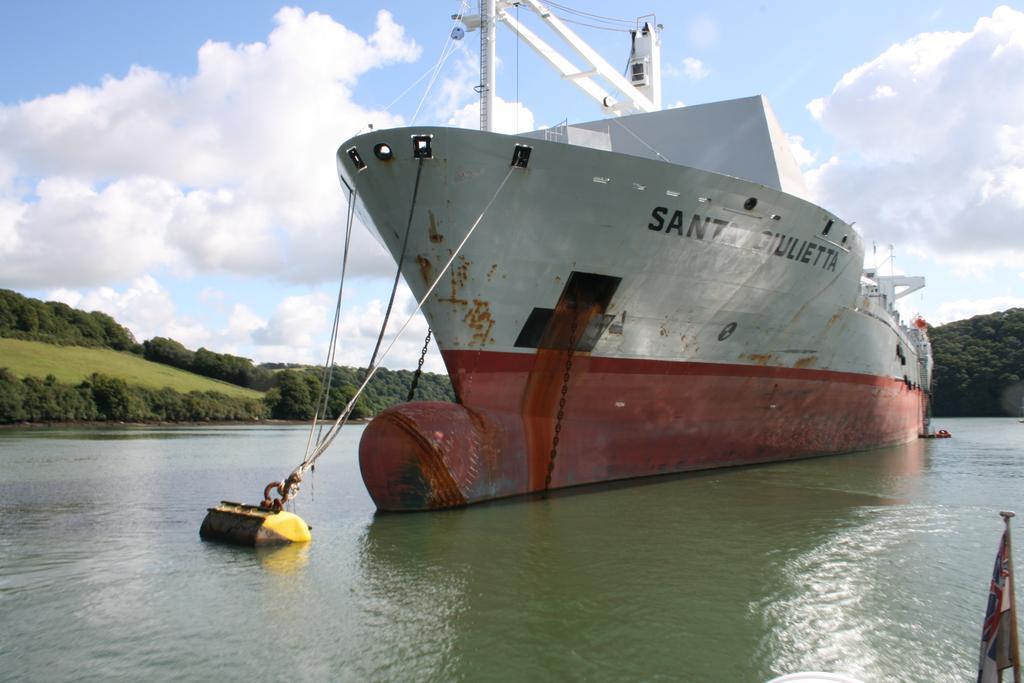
359;350;925;511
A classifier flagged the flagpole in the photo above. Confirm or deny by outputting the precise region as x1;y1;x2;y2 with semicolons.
1002;511;1021;683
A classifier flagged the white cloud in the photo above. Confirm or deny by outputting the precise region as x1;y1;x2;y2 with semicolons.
806;97;826;121
251;293;332;348
45;288;82;308
786;134;817;168
681;57;710;81
244;284;443;370
224;304;266;345
933;295;1024;324
40;276;443;370
0;8;421;289
806;6;1024;267
430;48;478;124
193;284;443;370
0;198;25;255
447;95;536;135
871;84;897;99
331;284;443;372
48;275;210;347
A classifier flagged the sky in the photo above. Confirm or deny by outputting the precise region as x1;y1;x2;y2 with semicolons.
1;0;1022;372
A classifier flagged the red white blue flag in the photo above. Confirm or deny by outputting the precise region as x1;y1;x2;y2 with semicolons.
978;529;1016;683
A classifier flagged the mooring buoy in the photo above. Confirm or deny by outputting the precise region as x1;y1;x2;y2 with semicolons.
199;501;311;546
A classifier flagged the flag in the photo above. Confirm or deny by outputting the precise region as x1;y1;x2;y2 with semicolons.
979;529;1017;682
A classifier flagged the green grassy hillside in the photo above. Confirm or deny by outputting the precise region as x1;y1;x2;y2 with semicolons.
0;338;262;399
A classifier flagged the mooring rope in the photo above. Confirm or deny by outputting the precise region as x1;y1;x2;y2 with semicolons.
303;164;517;463
267;162;519;505
410;0;471;126
303;188;357;459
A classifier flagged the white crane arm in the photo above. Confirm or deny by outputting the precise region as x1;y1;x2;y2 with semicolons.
496;9;621;115
515;0;656;113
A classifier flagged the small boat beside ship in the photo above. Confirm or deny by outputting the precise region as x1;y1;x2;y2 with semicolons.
337;1;934;511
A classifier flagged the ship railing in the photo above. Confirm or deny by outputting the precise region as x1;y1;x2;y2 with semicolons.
544;119;569;142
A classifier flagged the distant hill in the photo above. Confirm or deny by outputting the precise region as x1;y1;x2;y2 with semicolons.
0;288;455;424
0;338;261;399
930;308;1024;417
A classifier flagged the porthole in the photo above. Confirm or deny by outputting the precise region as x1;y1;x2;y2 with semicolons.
743;197;758;211
374;143;393;161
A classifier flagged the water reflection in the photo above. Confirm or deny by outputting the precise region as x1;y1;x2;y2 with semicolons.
354;440;932;680
0;426;298;441
257;543;311;574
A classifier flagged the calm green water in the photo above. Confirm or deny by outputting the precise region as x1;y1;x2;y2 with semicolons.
1;418;1022;681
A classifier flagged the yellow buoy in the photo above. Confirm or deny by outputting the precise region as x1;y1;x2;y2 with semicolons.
199;501;312;546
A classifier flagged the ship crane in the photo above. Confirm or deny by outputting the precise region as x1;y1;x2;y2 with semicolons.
455;0;662;131
863;269;926;319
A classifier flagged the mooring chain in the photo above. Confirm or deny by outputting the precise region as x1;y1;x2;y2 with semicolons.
406;329;433;402
545;315;579;491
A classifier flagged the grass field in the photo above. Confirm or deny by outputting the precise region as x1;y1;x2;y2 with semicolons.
0;338;263;399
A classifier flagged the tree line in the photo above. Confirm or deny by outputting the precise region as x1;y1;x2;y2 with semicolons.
264;366;455;421
6;289;1024;420
0;370;266;423
930;308;1024;417
1;289;456;424
6;288;1024;421
0;365;455;424
0;288;137;350
142;336;278;390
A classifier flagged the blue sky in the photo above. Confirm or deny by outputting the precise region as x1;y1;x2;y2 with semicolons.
1;1;1021;369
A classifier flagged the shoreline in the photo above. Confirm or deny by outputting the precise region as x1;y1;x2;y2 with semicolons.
0;417;373;430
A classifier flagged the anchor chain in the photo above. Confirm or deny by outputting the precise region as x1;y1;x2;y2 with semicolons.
545;315;578;491
406;329;433;402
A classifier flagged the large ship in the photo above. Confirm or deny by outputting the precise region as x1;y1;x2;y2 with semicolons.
337;1;933;511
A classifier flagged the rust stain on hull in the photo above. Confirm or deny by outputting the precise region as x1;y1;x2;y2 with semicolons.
438;255;471;307
427;209;444;243
416;255;433;286
376;409;467;509
520;289;608;491
464;298;495;346
741;353;773;365
794;355;817;369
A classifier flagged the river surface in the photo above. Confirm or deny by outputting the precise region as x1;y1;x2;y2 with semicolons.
1;418;1022;681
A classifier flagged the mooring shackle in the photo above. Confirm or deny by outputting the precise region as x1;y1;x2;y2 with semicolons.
280;471;303;502
261;481;284;510
261;470;305;509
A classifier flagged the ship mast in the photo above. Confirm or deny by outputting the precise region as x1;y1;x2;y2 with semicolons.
459;0;662;130
479;0;496;131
